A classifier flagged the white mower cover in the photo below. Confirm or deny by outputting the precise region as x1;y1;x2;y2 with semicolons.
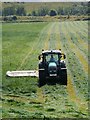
6;70;38;77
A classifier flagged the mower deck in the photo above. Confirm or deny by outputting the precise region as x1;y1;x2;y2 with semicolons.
6;70;38;77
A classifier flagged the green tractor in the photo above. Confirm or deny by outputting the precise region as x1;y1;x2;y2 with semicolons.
38;50;67;87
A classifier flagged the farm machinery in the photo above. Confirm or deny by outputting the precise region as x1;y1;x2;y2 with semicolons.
6;49;67;86
38;50;67;86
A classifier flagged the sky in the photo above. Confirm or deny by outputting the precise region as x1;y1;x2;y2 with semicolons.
1;0;89;2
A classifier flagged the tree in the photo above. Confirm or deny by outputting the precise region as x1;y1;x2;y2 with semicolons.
37;7;48;16
16;6;26;16
49;9;57;16
2;7;15;16
32;10;37;16
28;13;31;16
57;7;62;15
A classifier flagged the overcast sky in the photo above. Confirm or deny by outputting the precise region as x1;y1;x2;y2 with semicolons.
1;0;89;2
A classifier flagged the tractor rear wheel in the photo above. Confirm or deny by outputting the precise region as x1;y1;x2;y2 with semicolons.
38;63;46;87
38;70;46;87
61;69;67;85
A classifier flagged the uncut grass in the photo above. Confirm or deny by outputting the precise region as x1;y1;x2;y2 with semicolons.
21;23;54;70
2;22;49;118
2;22;48;111
2;22;48;70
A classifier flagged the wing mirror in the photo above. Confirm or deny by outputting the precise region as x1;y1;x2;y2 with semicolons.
38;55;41;60
61;53;66;59
63;54;66;59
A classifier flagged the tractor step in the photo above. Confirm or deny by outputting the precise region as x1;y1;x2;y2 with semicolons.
6;70;38;77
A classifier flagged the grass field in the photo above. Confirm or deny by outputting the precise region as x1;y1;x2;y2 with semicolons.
2;21;88;119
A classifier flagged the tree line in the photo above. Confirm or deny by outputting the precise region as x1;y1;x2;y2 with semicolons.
2;3;89;17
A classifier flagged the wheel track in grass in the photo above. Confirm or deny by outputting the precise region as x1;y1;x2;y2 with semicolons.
44;23;55;50
49;23;57;49
54;22;62;50
19;23;52;70
64;22;88;75
17;47;34;70
17;23;51;70
59;22;88;114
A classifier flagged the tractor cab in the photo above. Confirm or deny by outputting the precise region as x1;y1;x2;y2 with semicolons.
38;50;67;87
38;50;65;62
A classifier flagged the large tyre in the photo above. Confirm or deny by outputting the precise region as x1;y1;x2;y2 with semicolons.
61;69;67;85
38;63;46;87
38;70;46;87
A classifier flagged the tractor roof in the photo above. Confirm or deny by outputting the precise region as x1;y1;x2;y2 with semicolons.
42;50;61;55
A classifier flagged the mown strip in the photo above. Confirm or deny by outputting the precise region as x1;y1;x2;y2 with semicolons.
59;21;88;116
65;22;88;75
67;22;88;60
50;22;88;117
56;22;81;112
67;74;88;114
73;21;88;34
61;22;88;97
69;21;88;47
